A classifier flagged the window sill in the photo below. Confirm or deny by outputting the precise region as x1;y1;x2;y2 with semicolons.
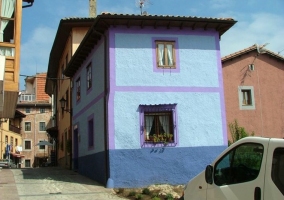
142;141;177;148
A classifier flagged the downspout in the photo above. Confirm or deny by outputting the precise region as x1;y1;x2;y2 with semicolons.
94;29;110;187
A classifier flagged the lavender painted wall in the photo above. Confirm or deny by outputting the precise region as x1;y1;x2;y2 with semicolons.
72;26;228;188
108;27;227;150
105;27;227;187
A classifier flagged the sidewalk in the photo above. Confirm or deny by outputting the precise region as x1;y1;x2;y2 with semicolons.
0;167;126;200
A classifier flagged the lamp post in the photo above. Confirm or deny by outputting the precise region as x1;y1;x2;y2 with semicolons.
59;97;72;170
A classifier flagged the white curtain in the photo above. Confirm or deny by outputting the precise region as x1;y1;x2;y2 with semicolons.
0;47;13;56
0;0;15;42
158;44;164;65
159;115;169;134
167;44;173;66
145;116;154;140
0;0;15;56
243;91;248;105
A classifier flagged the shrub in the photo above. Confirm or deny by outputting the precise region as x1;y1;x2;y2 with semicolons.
228;119;254;146
128;191;136;197
165;193;174;200
136;194;143;200
151;192;159;198
151;197;161;200
142;188;150;195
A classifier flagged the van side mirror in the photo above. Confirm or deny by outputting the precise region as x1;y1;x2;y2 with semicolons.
205;165;213;184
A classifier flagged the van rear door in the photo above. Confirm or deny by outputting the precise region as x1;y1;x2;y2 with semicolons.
206;140;268;200
263;139;284;199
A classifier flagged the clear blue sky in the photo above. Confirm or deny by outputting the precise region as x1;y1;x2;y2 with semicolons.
20;0;284;90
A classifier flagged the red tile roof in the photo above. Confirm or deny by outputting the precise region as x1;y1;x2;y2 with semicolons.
222;44;284;62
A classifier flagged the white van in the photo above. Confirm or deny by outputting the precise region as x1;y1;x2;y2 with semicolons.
180;137;284;200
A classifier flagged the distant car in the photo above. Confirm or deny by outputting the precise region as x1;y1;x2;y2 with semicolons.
0;159;16;168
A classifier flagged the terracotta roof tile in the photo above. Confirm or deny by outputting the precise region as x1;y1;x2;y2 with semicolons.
222;44;284;62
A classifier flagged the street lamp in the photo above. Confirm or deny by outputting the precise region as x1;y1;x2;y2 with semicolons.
59;97;72;114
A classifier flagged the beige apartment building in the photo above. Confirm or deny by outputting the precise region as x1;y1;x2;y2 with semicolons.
0;110;26;167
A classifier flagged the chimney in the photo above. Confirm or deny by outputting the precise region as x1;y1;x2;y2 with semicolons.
89;0;97;17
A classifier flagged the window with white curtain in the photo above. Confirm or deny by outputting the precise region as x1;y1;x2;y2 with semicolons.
140;104;177;147
242;89;252;105
0;0;15;56
156;41;176;68
238;86;255;110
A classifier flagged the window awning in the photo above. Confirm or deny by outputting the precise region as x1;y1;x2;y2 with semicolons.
10;152;25;158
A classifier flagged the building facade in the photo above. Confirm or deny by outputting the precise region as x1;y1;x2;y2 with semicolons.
222;45;284;139
0;110;25;167
17;73;52;167
45;18;95;169
64;14;236;188
0;0;34;118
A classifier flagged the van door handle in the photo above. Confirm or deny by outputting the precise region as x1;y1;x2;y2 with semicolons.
254;187;261;200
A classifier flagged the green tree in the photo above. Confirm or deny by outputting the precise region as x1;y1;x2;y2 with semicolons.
228;119;254;146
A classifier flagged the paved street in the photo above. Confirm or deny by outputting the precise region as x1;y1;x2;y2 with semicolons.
0;167;126;200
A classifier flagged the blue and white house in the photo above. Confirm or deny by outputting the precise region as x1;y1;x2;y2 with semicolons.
64;14;236;188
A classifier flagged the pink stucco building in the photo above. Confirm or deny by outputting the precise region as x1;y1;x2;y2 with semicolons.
222;44;284;139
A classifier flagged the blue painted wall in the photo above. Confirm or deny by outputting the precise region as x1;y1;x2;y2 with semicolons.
109;146;226;188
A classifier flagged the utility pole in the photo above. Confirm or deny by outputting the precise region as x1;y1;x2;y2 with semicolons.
89;0;97;17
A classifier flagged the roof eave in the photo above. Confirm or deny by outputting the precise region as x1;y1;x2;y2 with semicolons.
64;14;237;77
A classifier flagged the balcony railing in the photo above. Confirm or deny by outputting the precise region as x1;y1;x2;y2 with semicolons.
18;94;35;102
9;124;21;134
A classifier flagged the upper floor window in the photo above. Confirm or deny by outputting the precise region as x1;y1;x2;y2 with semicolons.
26;108;30;113
24;140;31;150
156;41;176;69
39;122;46;131
61;64;64;79
76;78;81;101
10;136;13;146
40;108;45;113
242;90;252;105
87;63;92;90
0;0;15;57
139;104;177;147
25;122;31;131
238;86;255;110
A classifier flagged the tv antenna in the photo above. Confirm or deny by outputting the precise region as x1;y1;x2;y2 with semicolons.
136;0;152;15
